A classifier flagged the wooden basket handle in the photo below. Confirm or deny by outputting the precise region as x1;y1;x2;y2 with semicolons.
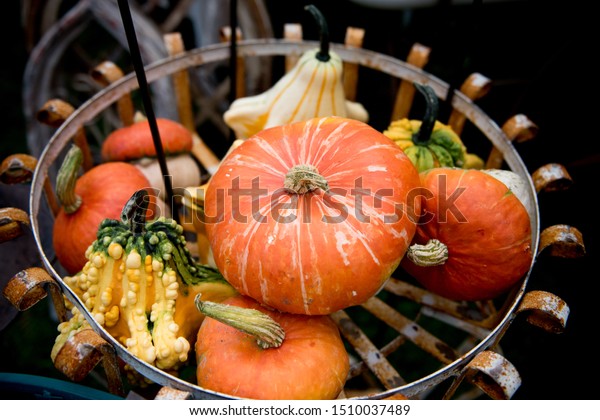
0;207;30;244
538;224;585;259
444;350;521;400
517;290;570;334
164;32;220;175
0;154;59;216
448;73;492;136
53;328;124;397
284;23;303;72
343;26;365;102
486;114;538;169
391;43;431;121
91;62;135;127
36;99;94;171
3;267;67;322
532;163;574;193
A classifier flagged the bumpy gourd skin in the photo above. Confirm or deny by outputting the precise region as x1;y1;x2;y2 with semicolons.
383;84;484;172
384;119;469;171
52;192;235;373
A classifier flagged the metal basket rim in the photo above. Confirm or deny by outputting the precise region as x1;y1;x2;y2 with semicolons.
28;38;540;400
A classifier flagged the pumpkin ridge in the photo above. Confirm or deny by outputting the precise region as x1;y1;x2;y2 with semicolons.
294;203;310;314
226;151;286;180
281;125;300;167
304;219;323;297
237;203;272;296
253;134;294;174
339;218;381;267
310;118;351;168
319;125;401;177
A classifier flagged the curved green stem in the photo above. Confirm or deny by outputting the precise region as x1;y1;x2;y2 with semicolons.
407;239;448;267
304;4;330;62
413;83;439;145
56;145;83;214
195;294;285;349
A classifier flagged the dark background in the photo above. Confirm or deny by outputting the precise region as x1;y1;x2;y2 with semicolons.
0;0;596;400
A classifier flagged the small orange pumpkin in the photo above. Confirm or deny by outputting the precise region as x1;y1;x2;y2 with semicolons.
195;294;349;400
101;118;193;161
401;168;533;301
52;145;154;274
101;117;200;199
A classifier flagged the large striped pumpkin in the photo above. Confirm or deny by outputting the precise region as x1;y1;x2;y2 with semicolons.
204;116;421;315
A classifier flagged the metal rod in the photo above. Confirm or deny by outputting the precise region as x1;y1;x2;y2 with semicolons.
229;0;238;105
117;0;180;223
227;0;238;143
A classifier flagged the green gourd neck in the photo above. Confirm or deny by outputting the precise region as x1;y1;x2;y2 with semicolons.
195;294;285;349
56;145;83;214
412;83;440;146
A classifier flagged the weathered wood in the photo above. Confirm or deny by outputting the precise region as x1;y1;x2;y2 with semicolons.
486;114;538;169
36;99;94;171
391;43;431;120
448;73;492;136
343;26;365;102
91;61;135;127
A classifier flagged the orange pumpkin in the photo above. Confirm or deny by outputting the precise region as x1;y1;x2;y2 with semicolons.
204;116;421;315
53;146;154;274
100;118;200;200
195;294;349;400
401;168;533;301
101;118;193;161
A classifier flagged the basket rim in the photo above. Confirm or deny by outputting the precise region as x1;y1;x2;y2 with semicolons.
29;38;540;400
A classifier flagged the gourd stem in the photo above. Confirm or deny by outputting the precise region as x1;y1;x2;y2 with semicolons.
304;4;330;62
413;83;439;145
120;189;149;235
407;239;449;267
284;164;329;194
56;145;83;214
195;294;285;349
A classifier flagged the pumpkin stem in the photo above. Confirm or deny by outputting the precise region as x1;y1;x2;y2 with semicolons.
56;145;83;214
304;4;330;62
195;294;285;349
120;189;149;235
284;164;329;194
413;83;439;145
407;239;449;267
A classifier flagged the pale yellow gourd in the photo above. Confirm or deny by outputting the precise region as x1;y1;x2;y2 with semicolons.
223;5;368;139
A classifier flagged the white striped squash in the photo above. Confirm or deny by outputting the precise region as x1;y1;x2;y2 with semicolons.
223;48;369;140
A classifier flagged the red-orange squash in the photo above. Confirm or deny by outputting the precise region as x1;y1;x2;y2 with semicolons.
195;295;349;400
401;168;533;301
53;146;154;274
204;116;421;315
101;118;193;161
